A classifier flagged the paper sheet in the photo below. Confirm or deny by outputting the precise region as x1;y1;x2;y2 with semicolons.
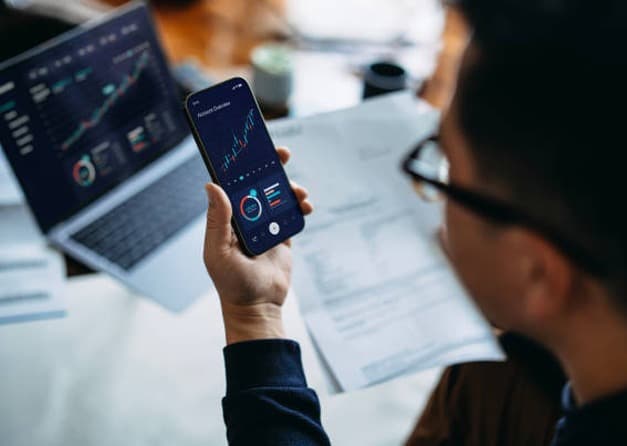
0;245;66;324
0;146;23;206
269;92;504;392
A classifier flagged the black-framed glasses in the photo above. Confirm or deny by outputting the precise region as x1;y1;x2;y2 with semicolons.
401;135;606;277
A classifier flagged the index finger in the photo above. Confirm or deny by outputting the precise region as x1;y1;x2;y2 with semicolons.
276;146;290;165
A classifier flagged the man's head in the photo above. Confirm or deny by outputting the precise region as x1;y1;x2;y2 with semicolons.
438;0;627;341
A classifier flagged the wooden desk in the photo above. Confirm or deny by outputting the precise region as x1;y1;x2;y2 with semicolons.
106;0;468;109
104;0;288;66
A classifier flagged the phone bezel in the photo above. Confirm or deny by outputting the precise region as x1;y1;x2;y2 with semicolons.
183;77;304;256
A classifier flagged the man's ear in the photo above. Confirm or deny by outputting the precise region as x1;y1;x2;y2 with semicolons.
504;228;577;322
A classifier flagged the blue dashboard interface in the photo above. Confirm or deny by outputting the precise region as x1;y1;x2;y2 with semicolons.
0;4;188;232
187;78;304;255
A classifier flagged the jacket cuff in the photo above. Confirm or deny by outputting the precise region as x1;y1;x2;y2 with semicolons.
223;339;307;394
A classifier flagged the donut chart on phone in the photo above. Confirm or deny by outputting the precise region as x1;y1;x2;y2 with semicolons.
239;189;262;222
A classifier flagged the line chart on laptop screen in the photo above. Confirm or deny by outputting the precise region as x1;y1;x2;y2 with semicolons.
28;39;181;198
0;6;189;230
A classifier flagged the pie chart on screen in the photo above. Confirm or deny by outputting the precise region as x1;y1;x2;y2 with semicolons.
73;155;96;187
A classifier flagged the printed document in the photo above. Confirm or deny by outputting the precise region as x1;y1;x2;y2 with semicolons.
0;244;66;324
269;92;504;392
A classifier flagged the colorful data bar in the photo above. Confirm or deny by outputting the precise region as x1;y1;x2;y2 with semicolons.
263;182;283;209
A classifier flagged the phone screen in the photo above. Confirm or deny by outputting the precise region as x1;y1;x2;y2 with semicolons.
185;77;304;255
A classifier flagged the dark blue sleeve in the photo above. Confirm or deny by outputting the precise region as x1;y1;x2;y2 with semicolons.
222;339;332;446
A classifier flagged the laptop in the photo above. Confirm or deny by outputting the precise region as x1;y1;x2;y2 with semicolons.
0;2;213;311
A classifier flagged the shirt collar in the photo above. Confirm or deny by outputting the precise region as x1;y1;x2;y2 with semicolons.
557;382;627;442
561;381;627;417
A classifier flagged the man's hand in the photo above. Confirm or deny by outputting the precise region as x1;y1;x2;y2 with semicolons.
203;147;313;345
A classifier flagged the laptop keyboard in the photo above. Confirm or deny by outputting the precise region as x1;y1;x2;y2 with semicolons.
71;155;209;271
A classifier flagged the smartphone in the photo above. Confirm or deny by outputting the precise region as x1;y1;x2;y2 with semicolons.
184;77;305;256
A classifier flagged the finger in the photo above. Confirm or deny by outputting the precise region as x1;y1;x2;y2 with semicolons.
204;183;233;253
290;181;309;201
276;146;291;165
300;200;313;215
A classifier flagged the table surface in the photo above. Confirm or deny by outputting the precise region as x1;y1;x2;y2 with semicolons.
0;273;441;446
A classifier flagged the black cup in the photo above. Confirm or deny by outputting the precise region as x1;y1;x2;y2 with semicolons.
362;62;408;99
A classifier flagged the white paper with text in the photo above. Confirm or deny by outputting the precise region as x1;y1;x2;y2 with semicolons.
269;92;504;392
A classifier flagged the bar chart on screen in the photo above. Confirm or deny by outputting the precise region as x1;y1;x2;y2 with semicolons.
263;181;284;210
220;108;255;172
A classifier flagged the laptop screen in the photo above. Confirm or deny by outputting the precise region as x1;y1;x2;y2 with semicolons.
0;3;188;232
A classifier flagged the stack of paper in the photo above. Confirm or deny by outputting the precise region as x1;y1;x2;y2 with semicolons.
269;92;504;392
0;146;23;206
0;245;66;324
0;147;66;324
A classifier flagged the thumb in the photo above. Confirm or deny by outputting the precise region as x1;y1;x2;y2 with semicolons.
204;183;233;251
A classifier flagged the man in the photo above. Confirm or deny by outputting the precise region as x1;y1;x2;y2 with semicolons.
201;0;627;444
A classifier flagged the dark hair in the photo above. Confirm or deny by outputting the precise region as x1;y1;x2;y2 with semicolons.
455;0;627;307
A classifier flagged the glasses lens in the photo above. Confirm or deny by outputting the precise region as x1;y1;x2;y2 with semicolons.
407;139;449;202
413;182;442;201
